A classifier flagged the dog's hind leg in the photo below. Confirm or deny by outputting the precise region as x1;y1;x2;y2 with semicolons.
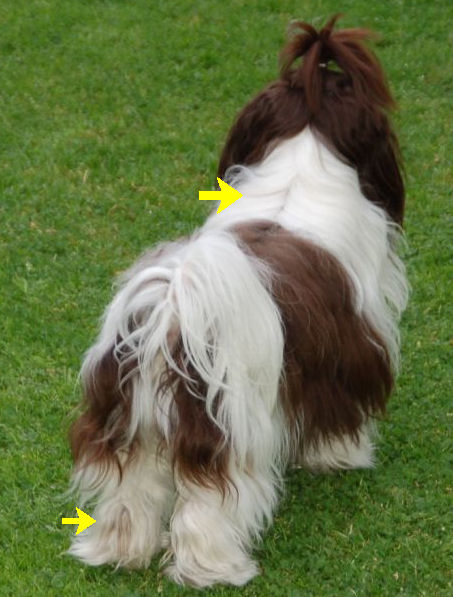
163;455;283;588
69;441;175;568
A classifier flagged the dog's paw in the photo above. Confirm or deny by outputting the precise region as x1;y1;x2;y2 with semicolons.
68;505;161;569
163;548;259;588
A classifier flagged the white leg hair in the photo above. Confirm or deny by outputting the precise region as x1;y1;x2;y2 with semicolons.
68;445;175;568
164;451;284;588
300;423;377;472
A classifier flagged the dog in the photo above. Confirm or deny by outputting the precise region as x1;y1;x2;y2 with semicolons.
68;15;408;587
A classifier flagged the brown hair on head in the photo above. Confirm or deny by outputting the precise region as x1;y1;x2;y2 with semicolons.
217;15;405;224
280;14;393;115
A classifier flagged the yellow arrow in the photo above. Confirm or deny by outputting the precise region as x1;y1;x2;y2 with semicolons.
199;177;243;213
62;507;96;535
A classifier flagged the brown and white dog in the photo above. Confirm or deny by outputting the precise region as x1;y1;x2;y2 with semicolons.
68;16;408;587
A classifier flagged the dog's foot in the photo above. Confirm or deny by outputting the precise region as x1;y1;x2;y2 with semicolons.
163;495;259;587
302;427;376;472
68;503;162;569
163;548;258;588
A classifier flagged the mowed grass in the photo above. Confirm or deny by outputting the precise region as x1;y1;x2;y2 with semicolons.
1;1;451;595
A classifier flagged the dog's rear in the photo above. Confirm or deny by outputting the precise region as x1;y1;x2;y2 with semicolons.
68;16;408;587
69;230;285;584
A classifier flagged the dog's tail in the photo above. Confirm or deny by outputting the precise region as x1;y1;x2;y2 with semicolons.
70;230;285;499
218;14;404;223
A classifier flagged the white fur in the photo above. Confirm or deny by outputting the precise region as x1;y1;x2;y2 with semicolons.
69;446;174;568
165;469;279;587
204;127;409;371
301;424;377;472
89;229;285;462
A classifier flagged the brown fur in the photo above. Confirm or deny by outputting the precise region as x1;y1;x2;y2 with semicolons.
218;15;404;224
70;344;138;481
71;333;231;493
161;340;231;494
235;221;393;453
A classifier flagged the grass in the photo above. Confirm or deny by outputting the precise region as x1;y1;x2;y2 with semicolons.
0;0;451;595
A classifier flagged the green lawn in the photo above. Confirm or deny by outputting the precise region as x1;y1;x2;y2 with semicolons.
1;1;451;595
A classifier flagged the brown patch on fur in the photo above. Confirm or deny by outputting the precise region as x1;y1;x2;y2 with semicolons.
72;336;230;493
218;15;404;224
70;342;138;482
160;339;231;495
235;221;393;453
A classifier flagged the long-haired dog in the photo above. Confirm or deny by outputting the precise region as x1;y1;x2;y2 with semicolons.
68;16;408;587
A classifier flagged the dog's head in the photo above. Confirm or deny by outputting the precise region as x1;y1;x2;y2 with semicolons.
218;15;404;224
